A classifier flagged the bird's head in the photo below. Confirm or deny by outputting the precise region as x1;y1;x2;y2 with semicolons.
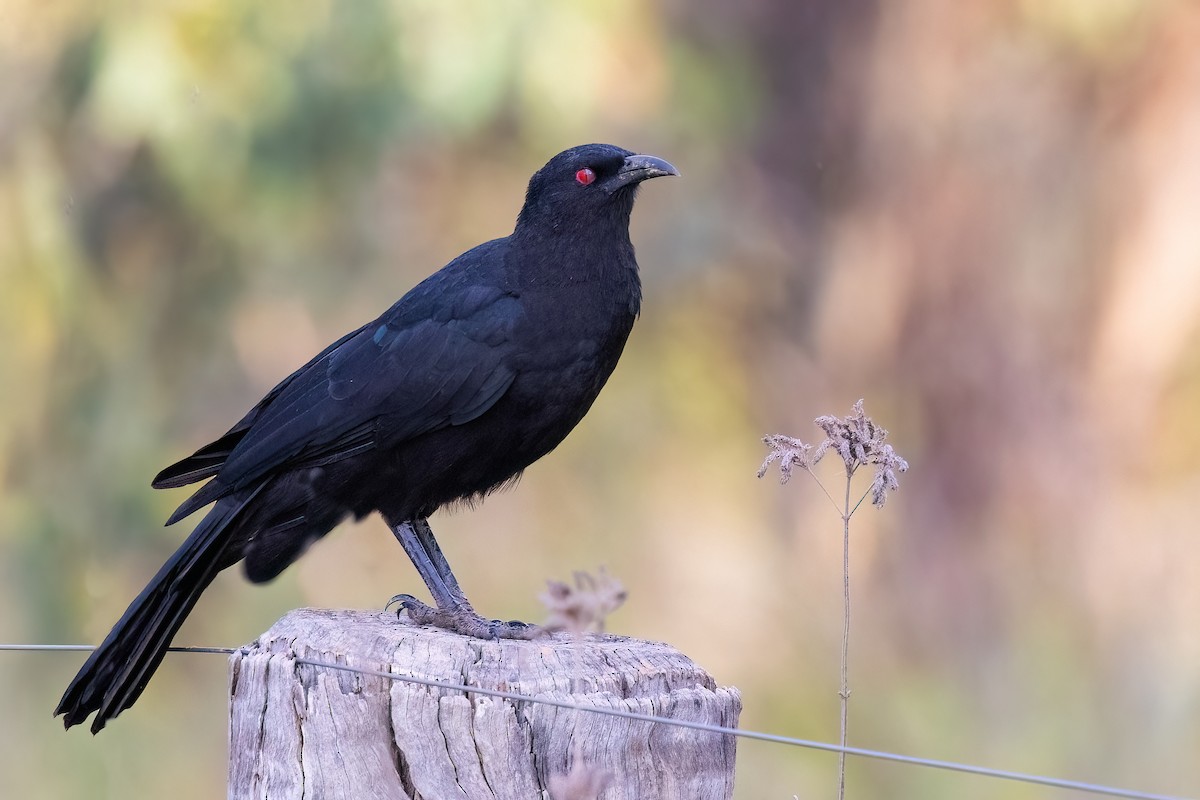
516;143;679;233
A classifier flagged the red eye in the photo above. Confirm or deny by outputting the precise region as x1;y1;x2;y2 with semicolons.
575;168;596;186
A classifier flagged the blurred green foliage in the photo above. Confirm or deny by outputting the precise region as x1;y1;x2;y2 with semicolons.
2;1;1199;798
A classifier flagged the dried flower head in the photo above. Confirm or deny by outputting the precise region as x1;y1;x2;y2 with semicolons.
757;434;814;484
868;443;907;508
759;399;909;507
541;568;628;636
547;756;610;800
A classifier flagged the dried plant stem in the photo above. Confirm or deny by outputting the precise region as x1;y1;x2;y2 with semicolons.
849;485;874;517
759;400;910;800
814;475;845;516
837;464;854;800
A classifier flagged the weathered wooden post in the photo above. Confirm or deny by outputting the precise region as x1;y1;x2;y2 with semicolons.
229;609;741;799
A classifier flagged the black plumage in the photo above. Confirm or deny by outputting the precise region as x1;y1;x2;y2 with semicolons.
56;143;677;733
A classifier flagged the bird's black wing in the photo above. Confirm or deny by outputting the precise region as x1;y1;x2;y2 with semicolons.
152;326;367;490
163;274;522;524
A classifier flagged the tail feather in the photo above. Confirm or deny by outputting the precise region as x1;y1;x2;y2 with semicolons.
56;486;262;733
164;477;234;527
152;430;246;489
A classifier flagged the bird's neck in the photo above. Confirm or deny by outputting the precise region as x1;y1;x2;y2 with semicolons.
508;212;641;297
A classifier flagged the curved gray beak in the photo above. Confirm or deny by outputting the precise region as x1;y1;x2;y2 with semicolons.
607;154;680;193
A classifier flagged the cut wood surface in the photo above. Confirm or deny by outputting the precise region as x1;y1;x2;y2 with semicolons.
228;608;741;800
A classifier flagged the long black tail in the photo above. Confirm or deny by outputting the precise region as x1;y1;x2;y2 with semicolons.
56;488;260;733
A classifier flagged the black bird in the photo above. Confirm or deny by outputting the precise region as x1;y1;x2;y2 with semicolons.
56;143;678;733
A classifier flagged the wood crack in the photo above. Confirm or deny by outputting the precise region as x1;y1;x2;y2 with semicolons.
228;608;741;800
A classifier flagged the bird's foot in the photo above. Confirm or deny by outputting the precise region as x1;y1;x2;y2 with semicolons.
387;594;541;640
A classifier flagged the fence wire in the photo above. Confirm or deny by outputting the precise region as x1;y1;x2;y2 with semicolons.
3;643;1192;800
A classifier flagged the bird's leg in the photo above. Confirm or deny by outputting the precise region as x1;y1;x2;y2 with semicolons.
386;517;538;640
411;517;464;599
388;519;464;610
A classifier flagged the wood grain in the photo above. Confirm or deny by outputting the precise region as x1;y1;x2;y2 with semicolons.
228;608;740;800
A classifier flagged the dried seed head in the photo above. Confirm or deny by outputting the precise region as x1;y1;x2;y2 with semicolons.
757;434;815;484
541;567;628;636
759;399;908;507
548;756;610;800
869;443;908;508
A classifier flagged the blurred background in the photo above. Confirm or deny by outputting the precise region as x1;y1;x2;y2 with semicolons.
2;0;1198;797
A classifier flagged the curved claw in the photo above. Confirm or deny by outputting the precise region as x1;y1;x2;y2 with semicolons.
386;593;419;615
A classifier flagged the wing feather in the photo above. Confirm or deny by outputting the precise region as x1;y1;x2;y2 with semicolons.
152;325;366;489
159;279;520;523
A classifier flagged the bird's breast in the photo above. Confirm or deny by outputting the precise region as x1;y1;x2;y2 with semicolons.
499;283;635;434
